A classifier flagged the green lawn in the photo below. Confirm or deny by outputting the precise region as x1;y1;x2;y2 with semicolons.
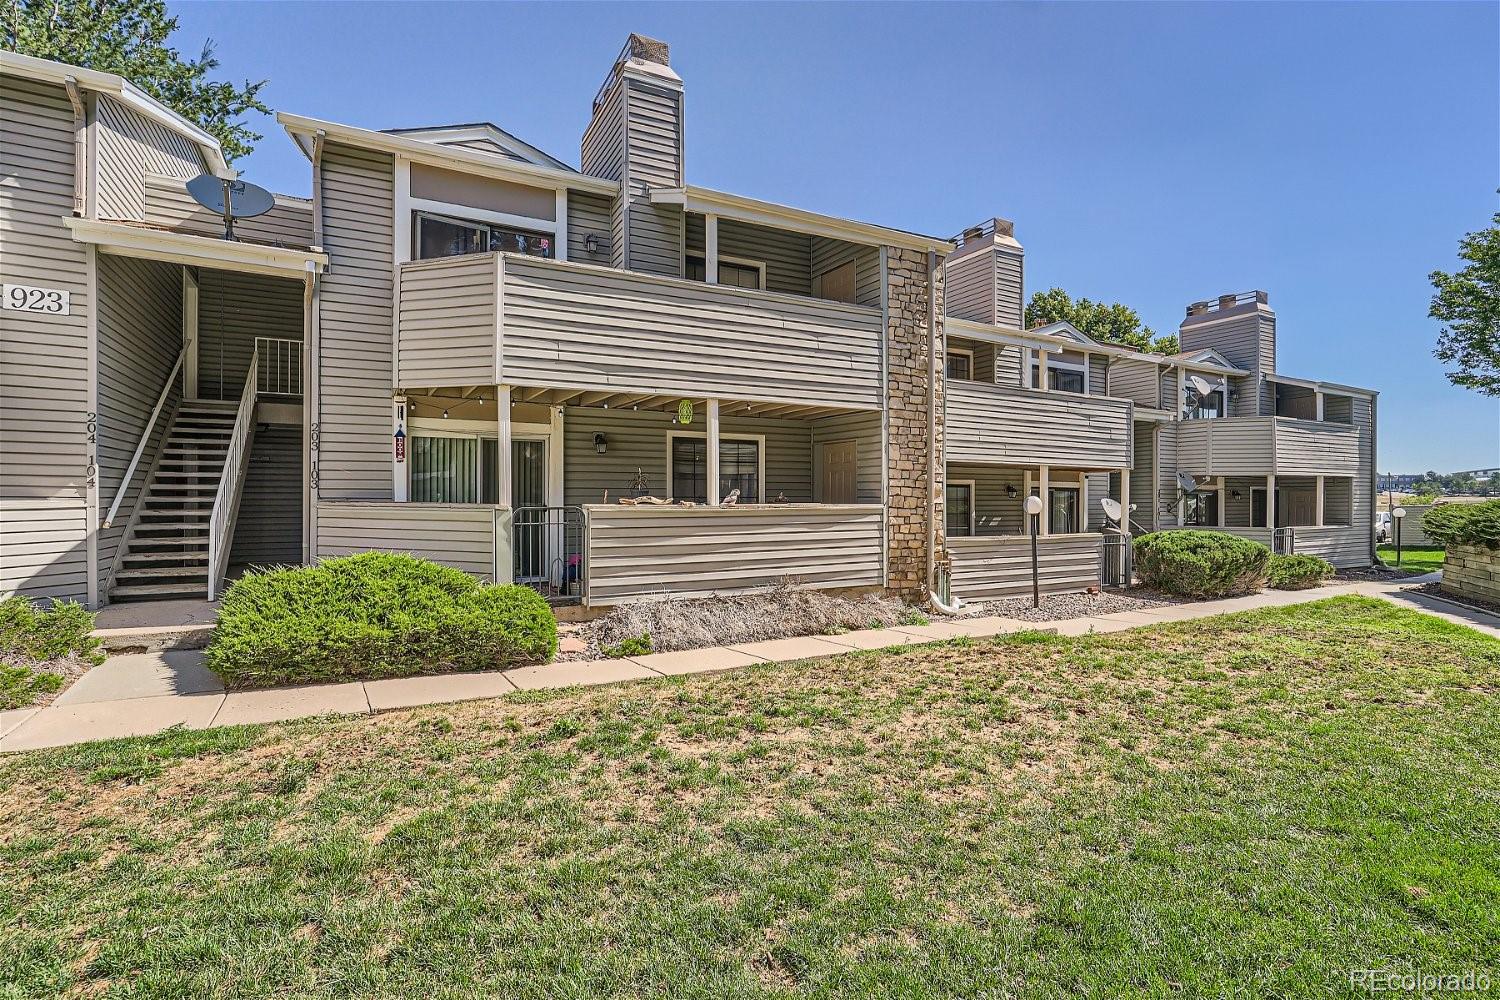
0;662;64;711
1378;544;1446;573
2;597;1497;998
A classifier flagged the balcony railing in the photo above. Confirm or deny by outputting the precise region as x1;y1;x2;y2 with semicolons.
946;381;1133;469
396;253;884;410
255;337;303;396
1176;415;1359;476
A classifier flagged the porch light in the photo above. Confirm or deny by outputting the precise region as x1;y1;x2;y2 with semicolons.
1006;484;1018;499
585;233;599;253
442;409;449;418
594;432;608;455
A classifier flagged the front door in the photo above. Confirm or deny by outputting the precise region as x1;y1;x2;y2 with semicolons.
820;440;857;504
511;439;547;580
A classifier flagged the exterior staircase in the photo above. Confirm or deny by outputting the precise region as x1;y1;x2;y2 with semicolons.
110;400;243;601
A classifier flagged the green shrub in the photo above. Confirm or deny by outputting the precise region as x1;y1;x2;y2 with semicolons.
1421;500;1500;550
602;633;653;658
0;596;103;665
1134;530;1271;599
1266;553;1336;590
207;552;558;689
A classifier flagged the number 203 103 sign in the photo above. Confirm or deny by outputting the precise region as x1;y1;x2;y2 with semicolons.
3;283;70;316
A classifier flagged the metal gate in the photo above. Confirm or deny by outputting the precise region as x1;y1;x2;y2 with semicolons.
512;506;586;603
1101;531;1133;588
1272;526;1295;555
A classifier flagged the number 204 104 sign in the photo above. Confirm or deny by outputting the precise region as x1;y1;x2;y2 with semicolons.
4;283;70;316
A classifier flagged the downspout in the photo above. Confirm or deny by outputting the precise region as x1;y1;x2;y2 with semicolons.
1368;393;1379;567
927;248;963;615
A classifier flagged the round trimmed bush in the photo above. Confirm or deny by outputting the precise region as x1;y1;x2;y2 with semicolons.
1134;530;1271;599
207;552;558;689
1266;553;1335;590
1421;500;1500;550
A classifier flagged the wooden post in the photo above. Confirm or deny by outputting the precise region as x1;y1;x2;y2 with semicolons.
1120;468;1131;532
706;398;721;505
705;214;719;285
1038;465;1050;534
1316;475;1325;526
1037;349;1050;391
1315;390;1324;423
496;385;513;508
1266;474;1277;536
392;396;408;501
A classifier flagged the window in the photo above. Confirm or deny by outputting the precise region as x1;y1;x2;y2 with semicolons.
414;211;553;261
1183;491;1220;527
1031;361;1086;394
1185;388;1224;421
946;481;975;537
670;436;761;503
1029;485;1081;534
685;254;764;290
946;348;974;382
410;436;479;503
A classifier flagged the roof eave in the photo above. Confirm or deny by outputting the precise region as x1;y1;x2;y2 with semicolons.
655;185;952;254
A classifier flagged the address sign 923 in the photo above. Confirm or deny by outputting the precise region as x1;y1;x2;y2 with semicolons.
3;283;70;316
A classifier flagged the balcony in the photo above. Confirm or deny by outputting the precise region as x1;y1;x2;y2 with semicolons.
396;253;884;410
946;381;1134;469
1175;416;1359;476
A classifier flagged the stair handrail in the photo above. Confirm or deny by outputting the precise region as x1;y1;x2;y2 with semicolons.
207;346;258;600
102;347;184;529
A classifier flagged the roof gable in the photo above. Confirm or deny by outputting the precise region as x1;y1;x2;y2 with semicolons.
1030;320;1100;349
1174;348;1238;369
384;123;575;173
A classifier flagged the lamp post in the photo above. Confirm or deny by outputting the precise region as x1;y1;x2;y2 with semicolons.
1024;493;1045;608
1392;506;1406;567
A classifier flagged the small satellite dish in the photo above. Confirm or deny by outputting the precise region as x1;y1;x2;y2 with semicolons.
1176;472;1200;494
1185;374;1216;397
186;174;276;241
1099;497;1123;525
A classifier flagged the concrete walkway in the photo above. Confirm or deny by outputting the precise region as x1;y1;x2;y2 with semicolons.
4;576;1491;754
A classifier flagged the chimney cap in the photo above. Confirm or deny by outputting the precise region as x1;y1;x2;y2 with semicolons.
626;33;670;66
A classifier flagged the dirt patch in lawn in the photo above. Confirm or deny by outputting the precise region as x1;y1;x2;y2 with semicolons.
0;652;94;710
962;588;1184;623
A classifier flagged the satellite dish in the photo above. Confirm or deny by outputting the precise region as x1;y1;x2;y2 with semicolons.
186;174;275;240
1099;497;1123;526
1185;374;1216;397
1176;472;1200;494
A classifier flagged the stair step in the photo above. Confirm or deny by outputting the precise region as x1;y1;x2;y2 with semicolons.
130;534;210;543
116;565;209;579
123;551;210;563
154;471;223;479
135;522;210;531
111;583;209;600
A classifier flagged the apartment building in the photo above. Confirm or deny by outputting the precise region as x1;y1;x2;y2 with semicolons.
0;35;1377;613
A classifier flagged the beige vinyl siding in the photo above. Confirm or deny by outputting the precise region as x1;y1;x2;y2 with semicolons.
317;144;395;498
686;215;812;296
1352;396;1374;559
943;250;995;324
1274;418;1361;476
992;247;1024;328
1293;524;1369;568
197;270;304;400
499;256;884;410
948;533;1101;600
1088;354;1108;396
623;79;683;277
810;238;880;308
810;410;882;503
1085;473;1113;529
946;463;1027;535
230;426;303;567
1179;307;1273;415
1175;416;1276;475
141;174;314;246
562;407;813;506
567;189;613;265
315;501;500;578
95;255;182;590
994;344;1024;387
94;94;202;221
1156;421;1180;528
1131;422;1157;530
1160;366;1179;416
946;382;1133;469
579;79;626;268
1110;356;1163;408
948;336;996;383
584;504;884;604
396;255;495;388
0;74;92;601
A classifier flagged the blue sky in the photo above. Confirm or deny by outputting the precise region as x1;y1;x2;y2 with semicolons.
170;1;1499;473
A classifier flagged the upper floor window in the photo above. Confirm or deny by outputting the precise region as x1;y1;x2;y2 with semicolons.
1185;389;1224;421
946;348;974;382
414;211;553;261
1031;360;1086;394
685;254;764;290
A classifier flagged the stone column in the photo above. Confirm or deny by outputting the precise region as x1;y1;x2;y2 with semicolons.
883;246;944;602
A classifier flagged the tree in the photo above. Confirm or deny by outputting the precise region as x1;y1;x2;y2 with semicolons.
1430;212;1500;396
1024;288;1179;354
3;0;268;162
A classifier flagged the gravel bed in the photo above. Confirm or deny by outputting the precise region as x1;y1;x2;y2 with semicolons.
962;589;1184;623
1408;582;1500;618
1336;565;1427;582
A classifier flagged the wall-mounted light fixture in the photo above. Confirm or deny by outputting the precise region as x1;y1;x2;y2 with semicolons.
585;233;599;253
1231;490;1243;499
593;432;608;455
1006;484;1018;499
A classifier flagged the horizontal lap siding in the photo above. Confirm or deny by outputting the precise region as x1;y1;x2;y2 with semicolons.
943;251;994;324
501;257;883;409
946;383;1132;468
562;408;813;505
397;255;495;387
686;215;812;297
1175;417;1275;475
811;410;882;503
1131;423;1156;530
810;238;881;308
198;270;304;400
567;190;613;266
1274;419;1360;476
624;81;681;277
1;75;91;601
947;463;1026;535
96;255;182;591
318;144;394;498
94;95;202;221
231;426;303;567
141;174;313;246
1156;422;1179;527
315;501;497;578
948;534;1101;599
1352;398;1373;560
1292;525;1369;568
585;505;884;604
1111;357;1161;408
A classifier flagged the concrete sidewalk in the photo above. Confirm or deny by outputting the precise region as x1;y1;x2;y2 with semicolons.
3;576;1490;754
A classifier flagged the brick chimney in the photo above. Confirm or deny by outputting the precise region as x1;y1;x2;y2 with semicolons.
1179;290;1275;414
942;217;1024;327
580;34;684;276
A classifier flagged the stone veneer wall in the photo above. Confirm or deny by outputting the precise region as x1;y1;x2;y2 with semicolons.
1440;544;1500;603
884;246;945;602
